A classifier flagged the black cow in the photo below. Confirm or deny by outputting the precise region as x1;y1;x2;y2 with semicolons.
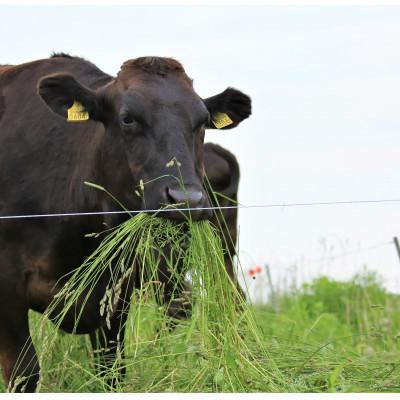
0;54;251;392
204;143;244;299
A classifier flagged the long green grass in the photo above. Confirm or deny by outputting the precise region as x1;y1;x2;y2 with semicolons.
256;272;400;392
5;213;289;392
1;212;399;392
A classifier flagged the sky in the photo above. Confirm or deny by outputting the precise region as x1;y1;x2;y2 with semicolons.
1;5;400;296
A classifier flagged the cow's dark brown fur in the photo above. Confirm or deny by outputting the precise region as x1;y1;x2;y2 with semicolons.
0;54;251;392
205;143;245;299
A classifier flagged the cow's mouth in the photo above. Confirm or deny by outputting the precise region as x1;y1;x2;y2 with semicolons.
154;204;212;222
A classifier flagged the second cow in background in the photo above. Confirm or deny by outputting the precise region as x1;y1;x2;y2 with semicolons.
204;143;245;300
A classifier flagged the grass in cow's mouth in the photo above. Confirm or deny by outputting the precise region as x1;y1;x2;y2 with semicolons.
23;212;289;392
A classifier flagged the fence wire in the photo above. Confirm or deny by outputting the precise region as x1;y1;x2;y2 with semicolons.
1;198;400;220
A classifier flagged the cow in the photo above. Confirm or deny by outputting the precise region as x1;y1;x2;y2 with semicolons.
0;53;251;392
204;143;245;299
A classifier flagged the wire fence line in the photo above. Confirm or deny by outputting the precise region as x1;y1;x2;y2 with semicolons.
1;198;400;220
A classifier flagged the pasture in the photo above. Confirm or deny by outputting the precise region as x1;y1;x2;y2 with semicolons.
0;228;398;394
1;6;400;394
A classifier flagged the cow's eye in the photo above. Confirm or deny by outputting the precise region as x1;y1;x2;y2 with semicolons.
119;112;137;127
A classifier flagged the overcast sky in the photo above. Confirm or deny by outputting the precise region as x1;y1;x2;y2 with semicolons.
2;5;400;295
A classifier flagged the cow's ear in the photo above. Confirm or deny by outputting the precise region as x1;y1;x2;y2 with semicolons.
37;73;102;122
204;88;251;130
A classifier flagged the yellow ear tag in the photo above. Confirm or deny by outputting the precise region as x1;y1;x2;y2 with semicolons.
67;101;89;122
212;112;233;129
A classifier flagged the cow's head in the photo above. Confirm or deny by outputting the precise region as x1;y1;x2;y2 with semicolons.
38;57;251;220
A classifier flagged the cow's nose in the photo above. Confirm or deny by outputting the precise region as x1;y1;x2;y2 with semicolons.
167;186;204;209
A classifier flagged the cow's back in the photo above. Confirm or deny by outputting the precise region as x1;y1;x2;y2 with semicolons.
0;56;112;215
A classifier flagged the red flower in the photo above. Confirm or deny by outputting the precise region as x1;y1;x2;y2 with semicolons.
249;265;263;279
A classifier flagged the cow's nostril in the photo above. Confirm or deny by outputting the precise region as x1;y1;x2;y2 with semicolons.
167;187;203;208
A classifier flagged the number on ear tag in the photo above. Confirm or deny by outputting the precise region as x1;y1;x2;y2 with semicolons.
67;101;89;122
212;112;233;129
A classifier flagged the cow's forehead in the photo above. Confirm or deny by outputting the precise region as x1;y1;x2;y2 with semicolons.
120;78;199;105
111;78;205;119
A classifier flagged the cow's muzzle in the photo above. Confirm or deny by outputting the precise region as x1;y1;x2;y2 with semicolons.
158;184;212;221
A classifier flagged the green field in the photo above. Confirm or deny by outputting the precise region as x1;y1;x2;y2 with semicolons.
1;270;399;393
